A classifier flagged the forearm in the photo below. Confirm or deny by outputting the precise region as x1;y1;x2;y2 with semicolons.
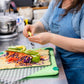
33;21;47;33
50;33;84;53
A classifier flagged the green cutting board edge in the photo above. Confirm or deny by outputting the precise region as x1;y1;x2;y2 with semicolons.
27;47;59;78
0;47;59;78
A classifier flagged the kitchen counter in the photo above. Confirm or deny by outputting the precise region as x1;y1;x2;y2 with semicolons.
0;32;68;84
7;6;48;12
18;6;48;10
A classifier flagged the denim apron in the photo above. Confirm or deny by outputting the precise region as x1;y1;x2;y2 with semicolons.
49;1;84;84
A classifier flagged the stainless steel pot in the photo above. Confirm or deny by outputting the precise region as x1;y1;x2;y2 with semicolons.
0;16;17;34
0;0;10;12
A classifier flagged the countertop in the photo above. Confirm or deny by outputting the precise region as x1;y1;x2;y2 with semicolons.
0;32;68;84
18;6;48;10
7;6;48;12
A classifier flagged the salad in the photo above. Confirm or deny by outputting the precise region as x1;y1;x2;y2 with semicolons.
5;46;46;66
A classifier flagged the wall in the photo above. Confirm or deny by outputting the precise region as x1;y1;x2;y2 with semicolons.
12;0;34;7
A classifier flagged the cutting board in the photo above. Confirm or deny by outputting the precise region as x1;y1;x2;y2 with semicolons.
0;47;59;84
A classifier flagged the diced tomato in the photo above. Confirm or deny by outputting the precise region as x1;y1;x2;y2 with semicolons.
8;57;13;62
8;57;19;62
13;58;19;61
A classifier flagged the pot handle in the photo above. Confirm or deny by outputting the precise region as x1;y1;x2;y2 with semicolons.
7;23;10;32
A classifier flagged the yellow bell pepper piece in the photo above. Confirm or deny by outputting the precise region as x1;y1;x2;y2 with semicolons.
15;45;26;51
28;31;32;37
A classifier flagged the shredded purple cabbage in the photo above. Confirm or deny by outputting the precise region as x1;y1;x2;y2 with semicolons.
24;57;32;63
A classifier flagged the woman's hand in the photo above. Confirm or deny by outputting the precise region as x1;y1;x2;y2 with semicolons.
28;32;52;45
23;25;36;38
23;22;46;38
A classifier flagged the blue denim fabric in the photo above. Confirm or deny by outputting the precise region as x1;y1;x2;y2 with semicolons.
40;0;84;39
40;0;84;84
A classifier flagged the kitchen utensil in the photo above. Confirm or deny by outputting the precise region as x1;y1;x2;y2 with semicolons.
33;0;49;7
0;0;10;13
0;47;58;84
33;0;39;7
0;16;17;34
41;1;49;7
24;19;28;25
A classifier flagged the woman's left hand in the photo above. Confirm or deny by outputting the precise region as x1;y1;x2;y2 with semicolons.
28;32;52;45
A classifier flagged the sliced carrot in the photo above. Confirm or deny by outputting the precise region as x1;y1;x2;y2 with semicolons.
40;56;47;59
8;57;13;62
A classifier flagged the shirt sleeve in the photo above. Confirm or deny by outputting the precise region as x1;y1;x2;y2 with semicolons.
40;0;55;31
80;5;84;40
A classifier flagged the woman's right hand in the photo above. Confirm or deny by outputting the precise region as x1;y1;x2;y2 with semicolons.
23;25;36;38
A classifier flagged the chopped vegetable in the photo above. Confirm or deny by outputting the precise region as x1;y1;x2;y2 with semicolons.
24;50;39;55
5;48;41;66
8;45;26;52
40;56;48;61
31;55;40;63
6;51;33;66
5;46;47;66
28;31;32;37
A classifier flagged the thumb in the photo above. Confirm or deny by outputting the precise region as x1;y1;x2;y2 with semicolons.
31;28;35;36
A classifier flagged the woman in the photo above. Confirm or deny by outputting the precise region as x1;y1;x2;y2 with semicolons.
23;0;84;84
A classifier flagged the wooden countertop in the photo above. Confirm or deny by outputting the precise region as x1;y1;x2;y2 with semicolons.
17;6;48;10
7;6;48;12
